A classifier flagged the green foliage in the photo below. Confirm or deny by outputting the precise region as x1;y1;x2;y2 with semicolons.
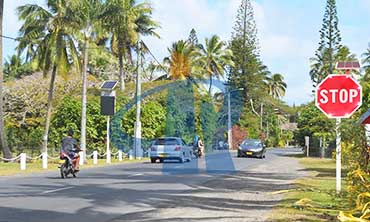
164;81;195;143
199;97;218;152
122;101;166;140
295;102;335;147
17;1;80;78
49;96;106;153
4;55;34;81
239;108;260;139
266;73;287;99
199;35;234;94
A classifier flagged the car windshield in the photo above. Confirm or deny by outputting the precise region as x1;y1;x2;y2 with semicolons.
242;140;262;148
154;138;180;145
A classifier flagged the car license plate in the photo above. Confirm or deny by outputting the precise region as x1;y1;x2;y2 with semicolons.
246;152;253;155
159;154;167;157
59;159;66;164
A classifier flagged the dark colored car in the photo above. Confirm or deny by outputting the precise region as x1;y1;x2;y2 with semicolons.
237;139;266;159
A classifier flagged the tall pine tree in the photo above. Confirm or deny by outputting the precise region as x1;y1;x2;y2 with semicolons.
188;28;199;46
229;0;268;103
310;0;342;87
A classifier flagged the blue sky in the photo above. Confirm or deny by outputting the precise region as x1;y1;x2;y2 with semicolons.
3;0;370;106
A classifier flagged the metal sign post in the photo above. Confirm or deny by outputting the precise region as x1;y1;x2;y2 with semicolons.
106;115;111;164
335;118;341;192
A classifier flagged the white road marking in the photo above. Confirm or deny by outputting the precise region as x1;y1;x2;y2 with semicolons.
40;187;72;195
128;173;144;177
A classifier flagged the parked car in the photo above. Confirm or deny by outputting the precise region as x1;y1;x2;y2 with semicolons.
237;139;266;159
149;137;193;163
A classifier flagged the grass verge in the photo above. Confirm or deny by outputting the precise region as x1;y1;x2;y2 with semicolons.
269;157;351;222
0;158;149;176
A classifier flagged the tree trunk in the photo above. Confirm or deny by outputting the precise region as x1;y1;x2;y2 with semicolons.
118;54;125;92
41;64;57;153
80;37;88;161
0;0;12;159
208;74;213;95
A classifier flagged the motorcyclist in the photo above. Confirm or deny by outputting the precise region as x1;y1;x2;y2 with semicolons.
197;138;205;158
61;129;81;171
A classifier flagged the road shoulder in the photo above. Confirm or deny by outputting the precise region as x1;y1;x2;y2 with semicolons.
111;149;307;222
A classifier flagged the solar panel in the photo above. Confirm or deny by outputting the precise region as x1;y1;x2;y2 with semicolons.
336;61;361;70
100;81;118;90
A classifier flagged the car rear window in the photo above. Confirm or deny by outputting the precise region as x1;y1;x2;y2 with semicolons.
154;138;180;145
242;140;262;147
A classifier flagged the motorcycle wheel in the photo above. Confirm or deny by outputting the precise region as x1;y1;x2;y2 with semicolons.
60;164;66;179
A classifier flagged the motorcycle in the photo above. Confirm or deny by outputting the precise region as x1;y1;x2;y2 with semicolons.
59;150;79;179
192;144;203;158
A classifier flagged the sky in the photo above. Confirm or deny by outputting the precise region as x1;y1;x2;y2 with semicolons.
3;0;370;106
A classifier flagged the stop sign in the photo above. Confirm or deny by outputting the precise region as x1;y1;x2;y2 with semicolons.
316;74;362;118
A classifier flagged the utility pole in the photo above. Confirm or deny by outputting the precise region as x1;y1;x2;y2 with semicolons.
134;40;142;159
227;89;232;150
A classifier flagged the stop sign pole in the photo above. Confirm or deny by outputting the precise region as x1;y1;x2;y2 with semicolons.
316;70;362;193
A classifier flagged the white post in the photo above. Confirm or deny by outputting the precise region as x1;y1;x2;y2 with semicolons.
106;150;111;164
42;152;47;169
305;136;310;157
336;118;341;193
20;153;26;170
129;149;133;160
79;151;84;166
93;151;98;165
227;91;232;150
107;116;111;164
118;150;123;161
134;40;142;159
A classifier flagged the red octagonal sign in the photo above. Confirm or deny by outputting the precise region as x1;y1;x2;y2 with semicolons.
316;74;362;118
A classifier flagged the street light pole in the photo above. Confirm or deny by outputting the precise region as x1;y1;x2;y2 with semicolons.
134;40;142;159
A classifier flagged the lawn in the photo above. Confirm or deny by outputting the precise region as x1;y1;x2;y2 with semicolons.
0;158;149;176
269;157;351;222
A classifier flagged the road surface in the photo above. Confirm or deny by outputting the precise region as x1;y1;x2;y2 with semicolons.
0;148;305;222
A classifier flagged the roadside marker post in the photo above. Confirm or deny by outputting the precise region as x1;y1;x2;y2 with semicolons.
315;62;362;193
304;136;309;157
118;150;123;162
93;151;98;165
42;152;47;169
20;153;26;170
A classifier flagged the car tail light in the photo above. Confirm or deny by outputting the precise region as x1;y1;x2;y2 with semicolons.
151;147;157;151
174;146;181;151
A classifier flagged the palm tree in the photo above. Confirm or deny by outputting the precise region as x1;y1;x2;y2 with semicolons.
70;0;104;160
101;0;159;91
199;35;234;95
266;73;287;99
17;0;80;153
164;40;201;80
0;0;12;159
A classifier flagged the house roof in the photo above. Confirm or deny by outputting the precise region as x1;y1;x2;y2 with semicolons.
359;109;370;124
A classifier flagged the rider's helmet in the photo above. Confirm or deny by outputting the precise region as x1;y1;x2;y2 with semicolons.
67;129;74;137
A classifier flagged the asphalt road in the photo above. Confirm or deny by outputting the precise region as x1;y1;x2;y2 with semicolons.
0;148;305;222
